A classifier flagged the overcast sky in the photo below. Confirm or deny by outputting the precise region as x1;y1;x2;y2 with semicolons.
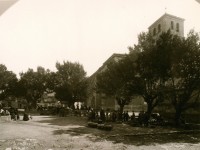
0;0;200;77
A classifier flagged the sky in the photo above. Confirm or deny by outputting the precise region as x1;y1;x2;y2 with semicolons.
0;0;200;77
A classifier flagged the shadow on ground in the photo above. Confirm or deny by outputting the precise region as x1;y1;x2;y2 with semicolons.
36;116;200;146
36;116;88;126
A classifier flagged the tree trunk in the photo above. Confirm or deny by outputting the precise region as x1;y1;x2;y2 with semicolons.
119;105;124;114
175;107;182;127
119;104;124;121
147;103;153;114
146;102;153;121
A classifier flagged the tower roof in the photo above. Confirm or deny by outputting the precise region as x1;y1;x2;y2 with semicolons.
148;13;185;29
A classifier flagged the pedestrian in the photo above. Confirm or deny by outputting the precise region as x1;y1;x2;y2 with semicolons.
10;107;15;120
0;108;4;116
143;112;149;126
14;108;19;120
131;111;135;122
138;111;144;126
23;112;29;121
125;111;129;122
100;108;105;123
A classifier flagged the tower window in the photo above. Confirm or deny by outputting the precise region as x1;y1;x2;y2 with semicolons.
153;28;156;36
171;21;174;30
176;23;179;32
158;24;161;33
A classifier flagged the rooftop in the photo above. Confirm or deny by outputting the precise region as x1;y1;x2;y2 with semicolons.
148;13;185;29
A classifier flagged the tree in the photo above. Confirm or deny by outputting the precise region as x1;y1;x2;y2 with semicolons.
0;64;18;100
19;67;47;108
165;30;200;125
133;30;200;125
55;61;87;107
45;71;59;93
97;54;138;114
130;32;169;119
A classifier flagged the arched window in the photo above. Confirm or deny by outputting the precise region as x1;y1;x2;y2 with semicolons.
171;21;174;30
176;23;179;32
153;28;156;36
158;24;161;33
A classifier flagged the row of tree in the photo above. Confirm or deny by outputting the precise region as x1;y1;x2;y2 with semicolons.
1;30;199;125
0;61;88;109
97;30;200;125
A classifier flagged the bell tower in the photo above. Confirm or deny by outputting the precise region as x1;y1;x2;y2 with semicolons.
148;13;185;40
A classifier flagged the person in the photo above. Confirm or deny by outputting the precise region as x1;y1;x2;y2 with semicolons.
117;109;122;121
5;109;10;116
111;110;117;122
125;111;129;122
138;111;144;126
23;112;29;121
122;111;125;122
143;112;149;126
89;108;96;122
100;108;105;123
14;108;19;120
0;108;4;116
76;103;79;110
131;111;135;122
29;114;33;120
10;107;15;120
105;111;109;121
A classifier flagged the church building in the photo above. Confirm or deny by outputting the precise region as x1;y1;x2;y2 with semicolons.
86;13;185;112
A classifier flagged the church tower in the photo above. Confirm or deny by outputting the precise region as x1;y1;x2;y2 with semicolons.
148;13;184;39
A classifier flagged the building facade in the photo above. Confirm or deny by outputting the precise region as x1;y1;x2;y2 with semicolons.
86;53;126;110
86;13;186;113
148;13;184;40
86;53;146;111
37;92;61;108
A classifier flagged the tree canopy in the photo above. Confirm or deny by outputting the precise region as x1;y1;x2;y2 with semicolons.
19;67;47;108
131;30;200;124
0;64;18;100
164;30;200;125
97;54;138;113
0;60;88;109
55;61;87;106
97;30;200;124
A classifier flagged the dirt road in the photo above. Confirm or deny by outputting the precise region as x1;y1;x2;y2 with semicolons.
0;116;199;150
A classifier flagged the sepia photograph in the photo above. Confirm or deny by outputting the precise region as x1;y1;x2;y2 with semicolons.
0;0;200;149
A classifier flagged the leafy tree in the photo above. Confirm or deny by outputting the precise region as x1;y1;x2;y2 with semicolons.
45;71;59;93
19;67;47;108
97;54;138;114
130;32;169;119
165;30;200;125
55;61;87;107
0;64;18;100
132;30;200;125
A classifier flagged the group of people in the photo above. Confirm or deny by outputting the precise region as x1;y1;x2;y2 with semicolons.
0;108;10;116
88;108;137;123
9;107;20;120
0;107;31;121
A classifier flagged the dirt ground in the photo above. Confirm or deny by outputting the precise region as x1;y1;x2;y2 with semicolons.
0;115;200;150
